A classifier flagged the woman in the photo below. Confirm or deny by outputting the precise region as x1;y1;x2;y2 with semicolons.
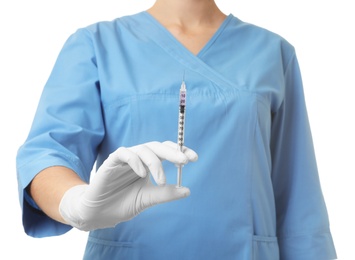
16;0;337;259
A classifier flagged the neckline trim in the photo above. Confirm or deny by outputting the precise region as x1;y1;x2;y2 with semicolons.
142;11;234;57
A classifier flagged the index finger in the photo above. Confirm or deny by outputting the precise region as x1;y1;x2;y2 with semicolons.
143;141;189;164
162;141;198;162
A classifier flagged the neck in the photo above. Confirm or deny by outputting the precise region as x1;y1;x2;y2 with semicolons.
147;0;226;28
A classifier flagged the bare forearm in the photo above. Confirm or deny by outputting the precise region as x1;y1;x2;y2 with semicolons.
28;166;87;224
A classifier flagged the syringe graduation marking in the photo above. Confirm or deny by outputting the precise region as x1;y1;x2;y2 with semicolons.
177;79;186;187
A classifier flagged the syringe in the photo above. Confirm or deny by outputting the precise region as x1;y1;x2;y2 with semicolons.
176;79;186;188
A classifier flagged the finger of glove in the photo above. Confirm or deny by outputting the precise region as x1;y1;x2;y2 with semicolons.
142;141;190;165
130;144;165;185
106;147;147;178
139;185;190;210
162;141;198;162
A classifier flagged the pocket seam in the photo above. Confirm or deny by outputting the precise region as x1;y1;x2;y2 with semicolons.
253;235;278;243
88;236;133;248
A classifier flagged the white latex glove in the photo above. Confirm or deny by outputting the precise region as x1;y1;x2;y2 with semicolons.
59;141;198;231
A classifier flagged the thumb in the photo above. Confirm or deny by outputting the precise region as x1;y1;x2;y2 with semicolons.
139;185;190;209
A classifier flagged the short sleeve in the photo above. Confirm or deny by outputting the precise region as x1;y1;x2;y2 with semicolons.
16;28;105;238
270;53;337;259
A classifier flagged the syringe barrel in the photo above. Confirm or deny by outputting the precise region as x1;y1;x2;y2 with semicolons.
178;85;186;148
178;111;185;148
177;81;186;187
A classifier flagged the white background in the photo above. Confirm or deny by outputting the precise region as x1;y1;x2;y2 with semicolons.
1;0;354;259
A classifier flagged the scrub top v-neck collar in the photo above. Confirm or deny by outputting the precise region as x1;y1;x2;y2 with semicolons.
141;11;233;58
135;12;238;90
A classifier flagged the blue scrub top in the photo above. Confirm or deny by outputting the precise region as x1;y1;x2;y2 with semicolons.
16;12;337;259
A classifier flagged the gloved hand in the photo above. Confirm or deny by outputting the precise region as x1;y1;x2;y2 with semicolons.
59;141;198;231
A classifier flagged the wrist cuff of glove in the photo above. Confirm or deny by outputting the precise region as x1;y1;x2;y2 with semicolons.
59;184;89;231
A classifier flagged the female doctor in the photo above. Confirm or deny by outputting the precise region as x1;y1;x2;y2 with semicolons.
16;0;337;259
